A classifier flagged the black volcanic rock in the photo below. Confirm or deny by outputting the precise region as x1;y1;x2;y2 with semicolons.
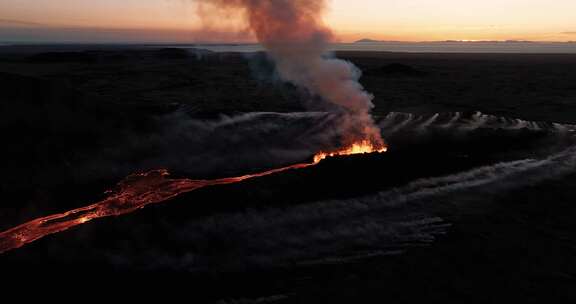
365;63;427;77
1;47;576;302
27;51;97;63
154;48;191;60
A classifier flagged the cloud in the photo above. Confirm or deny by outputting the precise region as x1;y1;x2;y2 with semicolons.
0;25;254;43
561;31;576;35
0;19;45;27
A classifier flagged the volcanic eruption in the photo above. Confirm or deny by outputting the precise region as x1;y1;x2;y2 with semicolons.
0;0;387;254
197;0;385;148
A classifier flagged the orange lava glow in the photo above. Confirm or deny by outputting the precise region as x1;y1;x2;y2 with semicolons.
0;141;387;254
313;140;388;163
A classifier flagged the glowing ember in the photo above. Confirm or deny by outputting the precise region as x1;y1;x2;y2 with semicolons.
0;141;386;254
313;140;388;163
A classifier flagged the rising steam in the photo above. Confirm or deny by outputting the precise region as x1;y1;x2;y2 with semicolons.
196;0;384;147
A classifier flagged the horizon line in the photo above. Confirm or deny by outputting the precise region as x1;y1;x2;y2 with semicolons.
2;40;576;45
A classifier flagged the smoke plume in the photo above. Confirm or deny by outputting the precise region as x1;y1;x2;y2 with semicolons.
196;0;384;147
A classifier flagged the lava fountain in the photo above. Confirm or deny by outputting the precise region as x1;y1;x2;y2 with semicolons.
0;143;386;254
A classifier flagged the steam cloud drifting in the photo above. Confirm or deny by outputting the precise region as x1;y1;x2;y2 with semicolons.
197;0;384;147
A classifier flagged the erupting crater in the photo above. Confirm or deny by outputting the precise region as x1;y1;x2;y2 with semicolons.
314;140;387;163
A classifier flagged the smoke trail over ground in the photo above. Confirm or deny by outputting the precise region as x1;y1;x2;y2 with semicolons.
378;111;576;153
105;144;576;273
69;110;575;192
96;110;576;272
196;0;384;147
378;111;576;135
70;106;573;274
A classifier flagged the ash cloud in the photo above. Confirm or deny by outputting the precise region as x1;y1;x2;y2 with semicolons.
196;0;384;147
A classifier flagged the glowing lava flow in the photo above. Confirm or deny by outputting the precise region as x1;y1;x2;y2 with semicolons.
313;140;387;163
0;142;386;254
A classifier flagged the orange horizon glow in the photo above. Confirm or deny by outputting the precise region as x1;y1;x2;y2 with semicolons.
0;0;575;43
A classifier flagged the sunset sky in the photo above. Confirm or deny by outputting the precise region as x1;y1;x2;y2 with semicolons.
1;0;575;43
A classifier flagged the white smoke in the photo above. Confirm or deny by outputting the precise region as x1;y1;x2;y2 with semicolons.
379;111;576;135
196;0;384;146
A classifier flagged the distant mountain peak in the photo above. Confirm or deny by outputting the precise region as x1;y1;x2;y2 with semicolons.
355;38;381;43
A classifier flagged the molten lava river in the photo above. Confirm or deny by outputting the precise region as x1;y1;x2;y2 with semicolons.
0;141;386;254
